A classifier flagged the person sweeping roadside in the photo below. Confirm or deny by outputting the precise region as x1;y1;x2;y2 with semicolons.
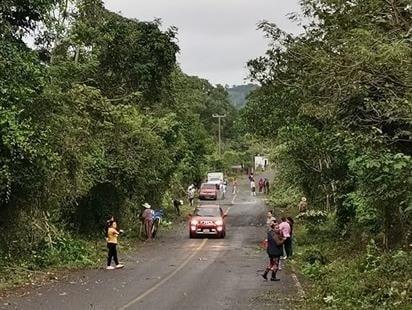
142;202;154;240
262;223;285;281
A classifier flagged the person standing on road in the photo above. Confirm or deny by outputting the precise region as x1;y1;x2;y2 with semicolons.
287;216;294;257
279;217;292;259
266;211;276;231
258;178;264;193
142;203;154;240
250;180;256;196
221;180;227;199
188;185;196;207
106;221;124;270
232;178;238;194
264;178;270;194
262;223;284;281
223;179;228;192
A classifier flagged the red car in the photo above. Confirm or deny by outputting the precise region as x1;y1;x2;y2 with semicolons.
198;183;219;200
189;205;227;238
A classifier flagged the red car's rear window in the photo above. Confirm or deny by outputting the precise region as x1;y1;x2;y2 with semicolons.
201;184;216;189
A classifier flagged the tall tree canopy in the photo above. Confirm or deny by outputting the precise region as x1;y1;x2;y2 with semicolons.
0;0;236;258
242;0;412;248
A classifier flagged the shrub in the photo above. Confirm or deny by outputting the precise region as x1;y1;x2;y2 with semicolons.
268;184;300;209
296;210;328;225
300;240;412;309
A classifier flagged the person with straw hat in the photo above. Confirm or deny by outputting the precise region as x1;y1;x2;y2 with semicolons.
298;197;308;213
142;203;154;240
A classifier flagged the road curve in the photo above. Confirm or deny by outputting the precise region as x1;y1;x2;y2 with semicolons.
1;174;299;310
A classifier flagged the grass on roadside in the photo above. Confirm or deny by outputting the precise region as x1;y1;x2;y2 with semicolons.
289;215;412;310
263;192;412;310
0;237;102;292
0;202;194;293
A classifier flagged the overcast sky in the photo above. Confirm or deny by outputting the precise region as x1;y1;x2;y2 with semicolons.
104;0;302;86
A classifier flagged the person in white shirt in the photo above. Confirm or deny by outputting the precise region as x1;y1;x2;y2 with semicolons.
250;180;256;196
232;178;238;194
187;185;196;207
220;181;227;199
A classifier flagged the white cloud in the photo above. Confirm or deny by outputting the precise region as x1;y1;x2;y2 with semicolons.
104;0;302;85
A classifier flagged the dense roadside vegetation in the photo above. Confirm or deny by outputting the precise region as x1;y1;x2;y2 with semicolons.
1;0;411;307
0;0;237;288
241;0;411;308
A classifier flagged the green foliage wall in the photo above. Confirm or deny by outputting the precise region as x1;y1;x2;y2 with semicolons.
0;0;235;260
241;0;412;247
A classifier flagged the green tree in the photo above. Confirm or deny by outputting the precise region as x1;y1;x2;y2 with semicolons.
242;0;412;247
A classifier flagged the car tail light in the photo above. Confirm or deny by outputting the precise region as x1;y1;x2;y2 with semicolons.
215;220;223;226
191;220;198;225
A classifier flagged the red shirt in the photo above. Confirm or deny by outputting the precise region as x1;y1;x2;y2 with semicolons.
142;209;153;221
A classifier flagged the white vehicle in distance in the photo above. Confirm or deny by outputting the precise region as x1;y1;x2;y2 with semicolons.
207;172;224;189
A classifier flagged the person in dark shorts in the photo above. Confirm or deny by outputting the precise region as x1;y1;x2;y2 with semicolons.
262;223;285;281
172;199;183;216
264;178;270;194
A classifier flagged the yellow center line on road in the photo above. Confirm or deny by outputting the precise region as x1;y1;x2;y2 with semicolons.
117;238;208;310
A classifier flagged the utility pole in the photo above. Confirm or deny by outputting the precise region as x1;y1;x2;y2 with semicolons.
212;114;226;157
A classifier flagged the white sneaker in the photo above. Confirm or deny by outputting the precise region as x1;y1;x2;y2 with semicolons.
106;266;115;270
115;264;124;269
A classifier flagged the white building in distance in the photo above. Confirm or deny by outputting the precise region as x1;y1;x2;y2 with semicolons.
254;155;269;171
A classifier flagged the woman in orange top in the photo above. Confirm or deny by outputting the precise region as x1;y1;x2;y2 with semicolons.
106;221;124;270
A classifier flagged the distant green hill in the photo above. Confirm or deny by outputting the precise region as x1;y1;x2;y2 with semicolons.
226;84;259;109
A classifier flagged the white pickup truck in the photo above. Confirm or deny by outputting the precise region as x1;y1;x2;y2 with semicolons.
207;172;224;188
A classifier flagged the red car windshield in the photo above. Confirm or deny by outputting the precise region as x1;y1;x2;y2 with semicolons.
194;207;220;217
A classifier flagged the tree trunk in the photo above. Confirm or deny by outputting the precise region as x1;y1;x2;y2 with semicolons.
74;45;80;64
384;203;404;249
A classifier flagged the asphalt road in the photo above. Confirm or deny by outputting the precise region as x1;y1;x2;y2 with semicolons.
1;174;300;310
